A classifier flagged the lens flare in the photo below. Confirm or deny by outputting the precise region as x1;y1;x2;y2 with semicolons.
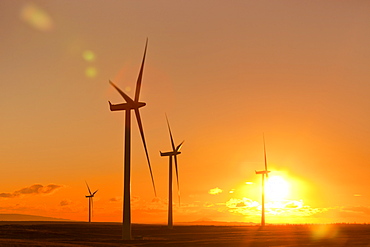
83;50;96;62
20;3;54;31
311;224;339;240
85;67;97;78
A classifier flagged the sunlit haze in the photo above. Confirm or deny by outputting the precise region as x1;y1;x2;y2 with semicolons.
1;1;370;225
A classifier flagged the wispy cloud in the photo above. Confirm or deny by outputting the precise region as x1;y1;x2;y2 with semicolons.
0;184;63;198
208;187;223;195
60;200;71;207
341;206;370;215
109;197;122;203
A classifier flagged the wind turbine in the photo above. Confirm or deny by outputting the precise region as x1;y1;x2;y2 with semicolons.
108;39;156;240
255;135;270;227
160;115;184;229
85;182;98;223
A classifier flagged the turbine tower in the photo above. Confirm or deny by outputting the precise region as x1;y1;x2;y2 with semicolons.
255;135;270;227
160;115;183;229
85;182;98;223
108;39;156;240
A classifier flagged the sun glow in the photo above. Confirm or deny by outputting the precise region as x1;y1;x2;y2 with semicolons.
20;3;54;31
266;175;290;201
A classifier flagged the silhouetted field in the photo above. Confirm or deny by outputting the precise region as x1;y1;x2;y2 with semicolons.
0;222;369;246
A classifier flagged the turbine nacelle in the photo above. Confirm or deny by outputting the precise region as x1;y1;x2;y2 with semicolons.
85;182;98;197
160;151;182;157
255;170;271;175
109;101;146;111
161;140;184;155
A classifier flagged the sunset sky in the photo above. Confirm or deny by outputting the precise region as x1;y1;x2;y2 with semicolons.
1;1;370;224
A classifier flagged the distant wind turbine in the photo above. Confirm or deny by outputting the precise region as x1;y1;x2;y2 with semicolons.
108;39;156;240
160;115;184;229
255;135;270;227
85;182;98;223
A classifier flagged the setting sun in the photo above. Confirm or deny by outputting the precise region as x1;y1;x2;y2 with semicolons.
266;175;290;201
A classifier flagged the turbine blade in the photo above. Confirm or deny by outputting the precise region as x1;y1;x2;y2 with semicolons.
134;38;148;102
134;108;157;196
174;155;180;205
176;140;184;152
109;80;134;104
165;114;176;151
85;181;92;195
93;189;98;196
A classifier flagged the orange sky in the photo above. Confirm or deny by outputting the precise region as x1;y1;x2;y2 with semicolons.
1;1;370;224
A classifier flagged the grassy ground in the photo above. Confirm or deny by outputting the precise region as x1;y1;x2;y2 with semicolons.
0;222;369;246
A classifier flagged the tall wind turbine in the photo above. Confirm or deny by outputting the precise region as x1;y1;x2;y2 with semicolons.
255;135;270;227
160;115;183;229
108;39;156;240
85;182;98;223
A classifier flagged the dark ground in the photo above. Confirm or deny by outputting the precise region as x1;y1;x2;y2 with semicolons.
0;222;369;246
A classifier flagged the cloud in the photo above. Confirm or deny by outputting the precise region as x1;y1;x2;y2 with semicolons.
285;201;302;209
131;196;140;203
0;193;13;198
109;197;122;203
223;197;327;218
131;196;168;216
226;198;260;216
208;187;223;195
341;206;370;215
60;200;71;207
151;197;161;203
0;184;63;198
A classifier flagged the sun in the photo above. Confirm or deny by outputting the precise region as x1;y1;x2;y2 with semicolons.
265;175;290;201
